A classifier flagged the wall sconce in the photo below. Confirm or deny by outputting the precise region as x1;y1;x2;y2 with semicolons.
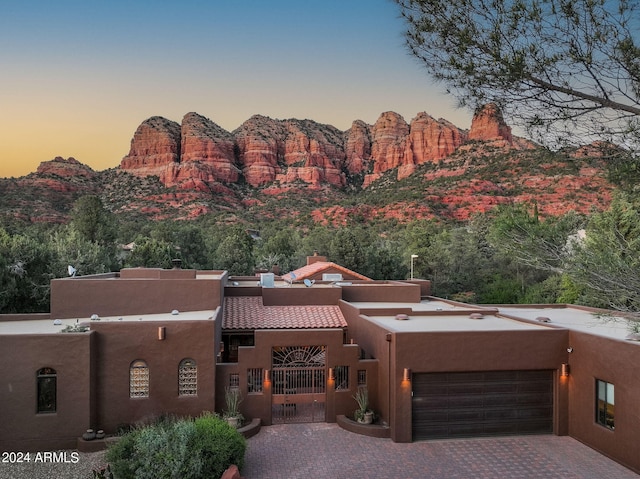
264;369;270;383
158;326;166;341
403;368;411;382
561;363;570;377
328;368;335;381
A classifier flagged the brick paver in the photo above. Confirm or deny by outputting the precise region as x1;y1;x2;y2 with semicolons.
242;423;639;479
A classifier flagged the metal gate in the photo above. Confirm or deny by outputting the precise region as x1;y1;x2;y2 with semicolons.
272;346;326;424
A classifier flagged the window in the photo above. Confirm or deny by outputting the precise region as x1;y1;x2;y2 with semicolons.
37;367;56;413
357;370;367;387
596;379;614;429
178;359;197;396
130;360;149;398
247;368;263;393
334;366;349;390
229;373;240;388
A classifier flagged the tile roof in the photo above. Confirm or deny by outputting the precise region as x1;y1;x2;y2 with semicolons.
223;296;347;330
281;261;371;283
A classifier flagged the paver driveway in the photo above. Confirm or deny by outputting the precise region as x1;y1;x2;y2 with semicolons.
242;423;638;479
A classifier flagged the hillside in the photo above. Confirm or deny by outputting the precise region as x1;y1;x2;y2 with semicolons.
0;105;615;225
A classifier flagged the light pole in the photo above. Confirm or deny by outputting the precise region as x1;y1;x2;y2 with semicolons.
410;254;418;279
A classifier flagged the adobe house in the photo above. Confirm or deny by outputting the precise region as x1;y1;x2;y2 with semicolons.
0;258;638;474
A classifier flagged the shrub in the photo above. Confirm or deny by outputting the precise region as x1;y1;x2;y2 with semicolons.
105;413;246;479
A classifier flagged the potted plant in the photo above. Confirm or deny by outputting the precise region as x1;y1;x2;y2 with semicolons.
223;386;244;428
353;386;374;424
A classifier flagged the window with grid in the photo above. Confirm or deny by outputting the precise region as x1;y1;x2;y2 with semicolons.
334;366;349;390
37;367;57;413
229;373;240;388
247;368;263;393
130;360;149;398
357;369;367;387
178;358;197;396
596;379;614;430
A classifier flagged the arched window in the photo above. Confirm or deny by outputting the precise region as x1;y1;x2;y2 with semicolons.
37;367;57;413
178;358;197;396
130;360;149;398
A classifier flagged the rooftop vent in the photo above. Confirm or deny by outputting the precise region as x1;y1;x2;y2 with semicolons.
395;314;409;321
469;313;484;320
171;258;182;269
536;316;551;323
323;273;343;282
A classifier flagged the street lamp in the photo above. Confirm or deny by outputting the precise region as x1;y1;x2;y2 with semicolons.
410;254;418;279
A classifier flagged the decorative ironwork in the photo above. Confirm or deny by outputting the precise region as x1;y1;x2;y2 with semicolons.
272;345;325;368
334;365;349;390
247;368;263;393
130;360;149;398
272;346;327;424
178;359;197;396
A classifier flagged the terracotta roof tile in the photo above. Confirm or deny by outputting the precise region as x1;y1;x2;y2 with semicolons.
281;261;371;283
223;296;347;330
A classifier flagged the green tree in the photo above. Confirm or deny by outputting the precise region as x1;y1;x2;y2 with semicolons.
566;192;640;311
126;237;175;269
214;226;255;275
0;228;56;313
70;195;116;245
395;0;640;147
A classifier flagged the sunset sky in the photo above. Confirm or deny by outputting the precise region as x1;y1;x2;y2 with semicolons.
0;0;473;178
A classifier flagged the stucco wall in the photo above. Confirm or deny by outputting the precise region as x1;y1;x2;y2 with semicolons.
50;270;226;319
90;319;217;433
566;331;640;474
0;333;94;451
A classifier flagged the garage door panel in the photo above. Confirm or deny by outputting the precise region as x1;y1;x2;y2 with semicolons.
412;370;553;440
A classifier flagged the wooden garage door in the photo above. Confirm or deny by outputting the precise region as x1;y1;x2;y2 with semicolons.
412;370;553;440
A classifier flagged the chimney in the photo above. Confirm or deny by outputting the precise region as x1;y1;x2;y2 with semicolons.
307;251;327;266
171;259;183;269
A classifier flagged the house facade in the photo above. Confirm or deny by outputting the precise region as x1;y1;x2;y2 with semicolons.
0;257;638;474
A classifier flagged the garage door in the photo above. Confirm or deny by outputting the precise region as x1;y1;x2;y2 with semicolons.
412;370;553;440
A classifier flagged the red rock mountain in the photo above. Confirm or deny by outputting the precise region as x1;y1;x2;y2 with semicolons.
120;104;515;189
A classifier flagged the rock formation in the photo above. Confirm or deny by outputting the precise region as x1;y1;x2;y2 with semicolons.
468;103;512;143
36;157;95;178
119;104;520;189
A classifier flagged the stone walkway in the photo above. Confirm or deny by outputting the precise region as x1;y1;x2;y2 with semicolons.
242;423;639;479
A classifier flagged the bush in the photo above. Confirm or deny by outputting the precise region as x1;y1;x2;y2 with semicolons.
105;413;246;479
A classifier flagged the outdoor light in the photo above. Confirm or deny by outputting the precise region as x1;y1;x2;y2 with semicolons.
264;369;271;383
158;326;166;341
561;363;570;377
410;254;419;280
403;368;411;382
329;368;335;381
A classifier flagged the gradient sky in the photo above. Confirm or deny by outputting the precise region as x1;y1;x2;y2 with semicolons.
0;0;473;178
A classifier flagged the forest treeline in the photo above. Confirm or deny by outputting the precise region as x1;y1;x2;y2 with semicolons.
2;192;640;315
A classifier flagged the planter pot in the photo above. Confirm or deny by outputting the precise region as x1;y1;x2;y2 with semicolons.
95;430;106;440
225;417;240;429
357;412;374;425
82;429;96;441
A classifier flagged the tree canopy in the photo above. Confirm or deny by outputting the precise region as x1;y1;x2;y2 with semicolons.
395;0;640;147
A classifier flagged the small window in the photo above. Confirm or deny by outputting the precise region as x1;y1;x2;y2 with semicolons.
247;368;263;393
357;370;367;387
334;366;349;390
229;373;240;388
178;359;197;396
130;360;149;398
596;379;614;429
37;367;56;413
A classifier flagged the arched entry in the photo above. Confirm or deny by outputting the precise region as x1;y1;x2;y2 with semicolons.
272;346;326;423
